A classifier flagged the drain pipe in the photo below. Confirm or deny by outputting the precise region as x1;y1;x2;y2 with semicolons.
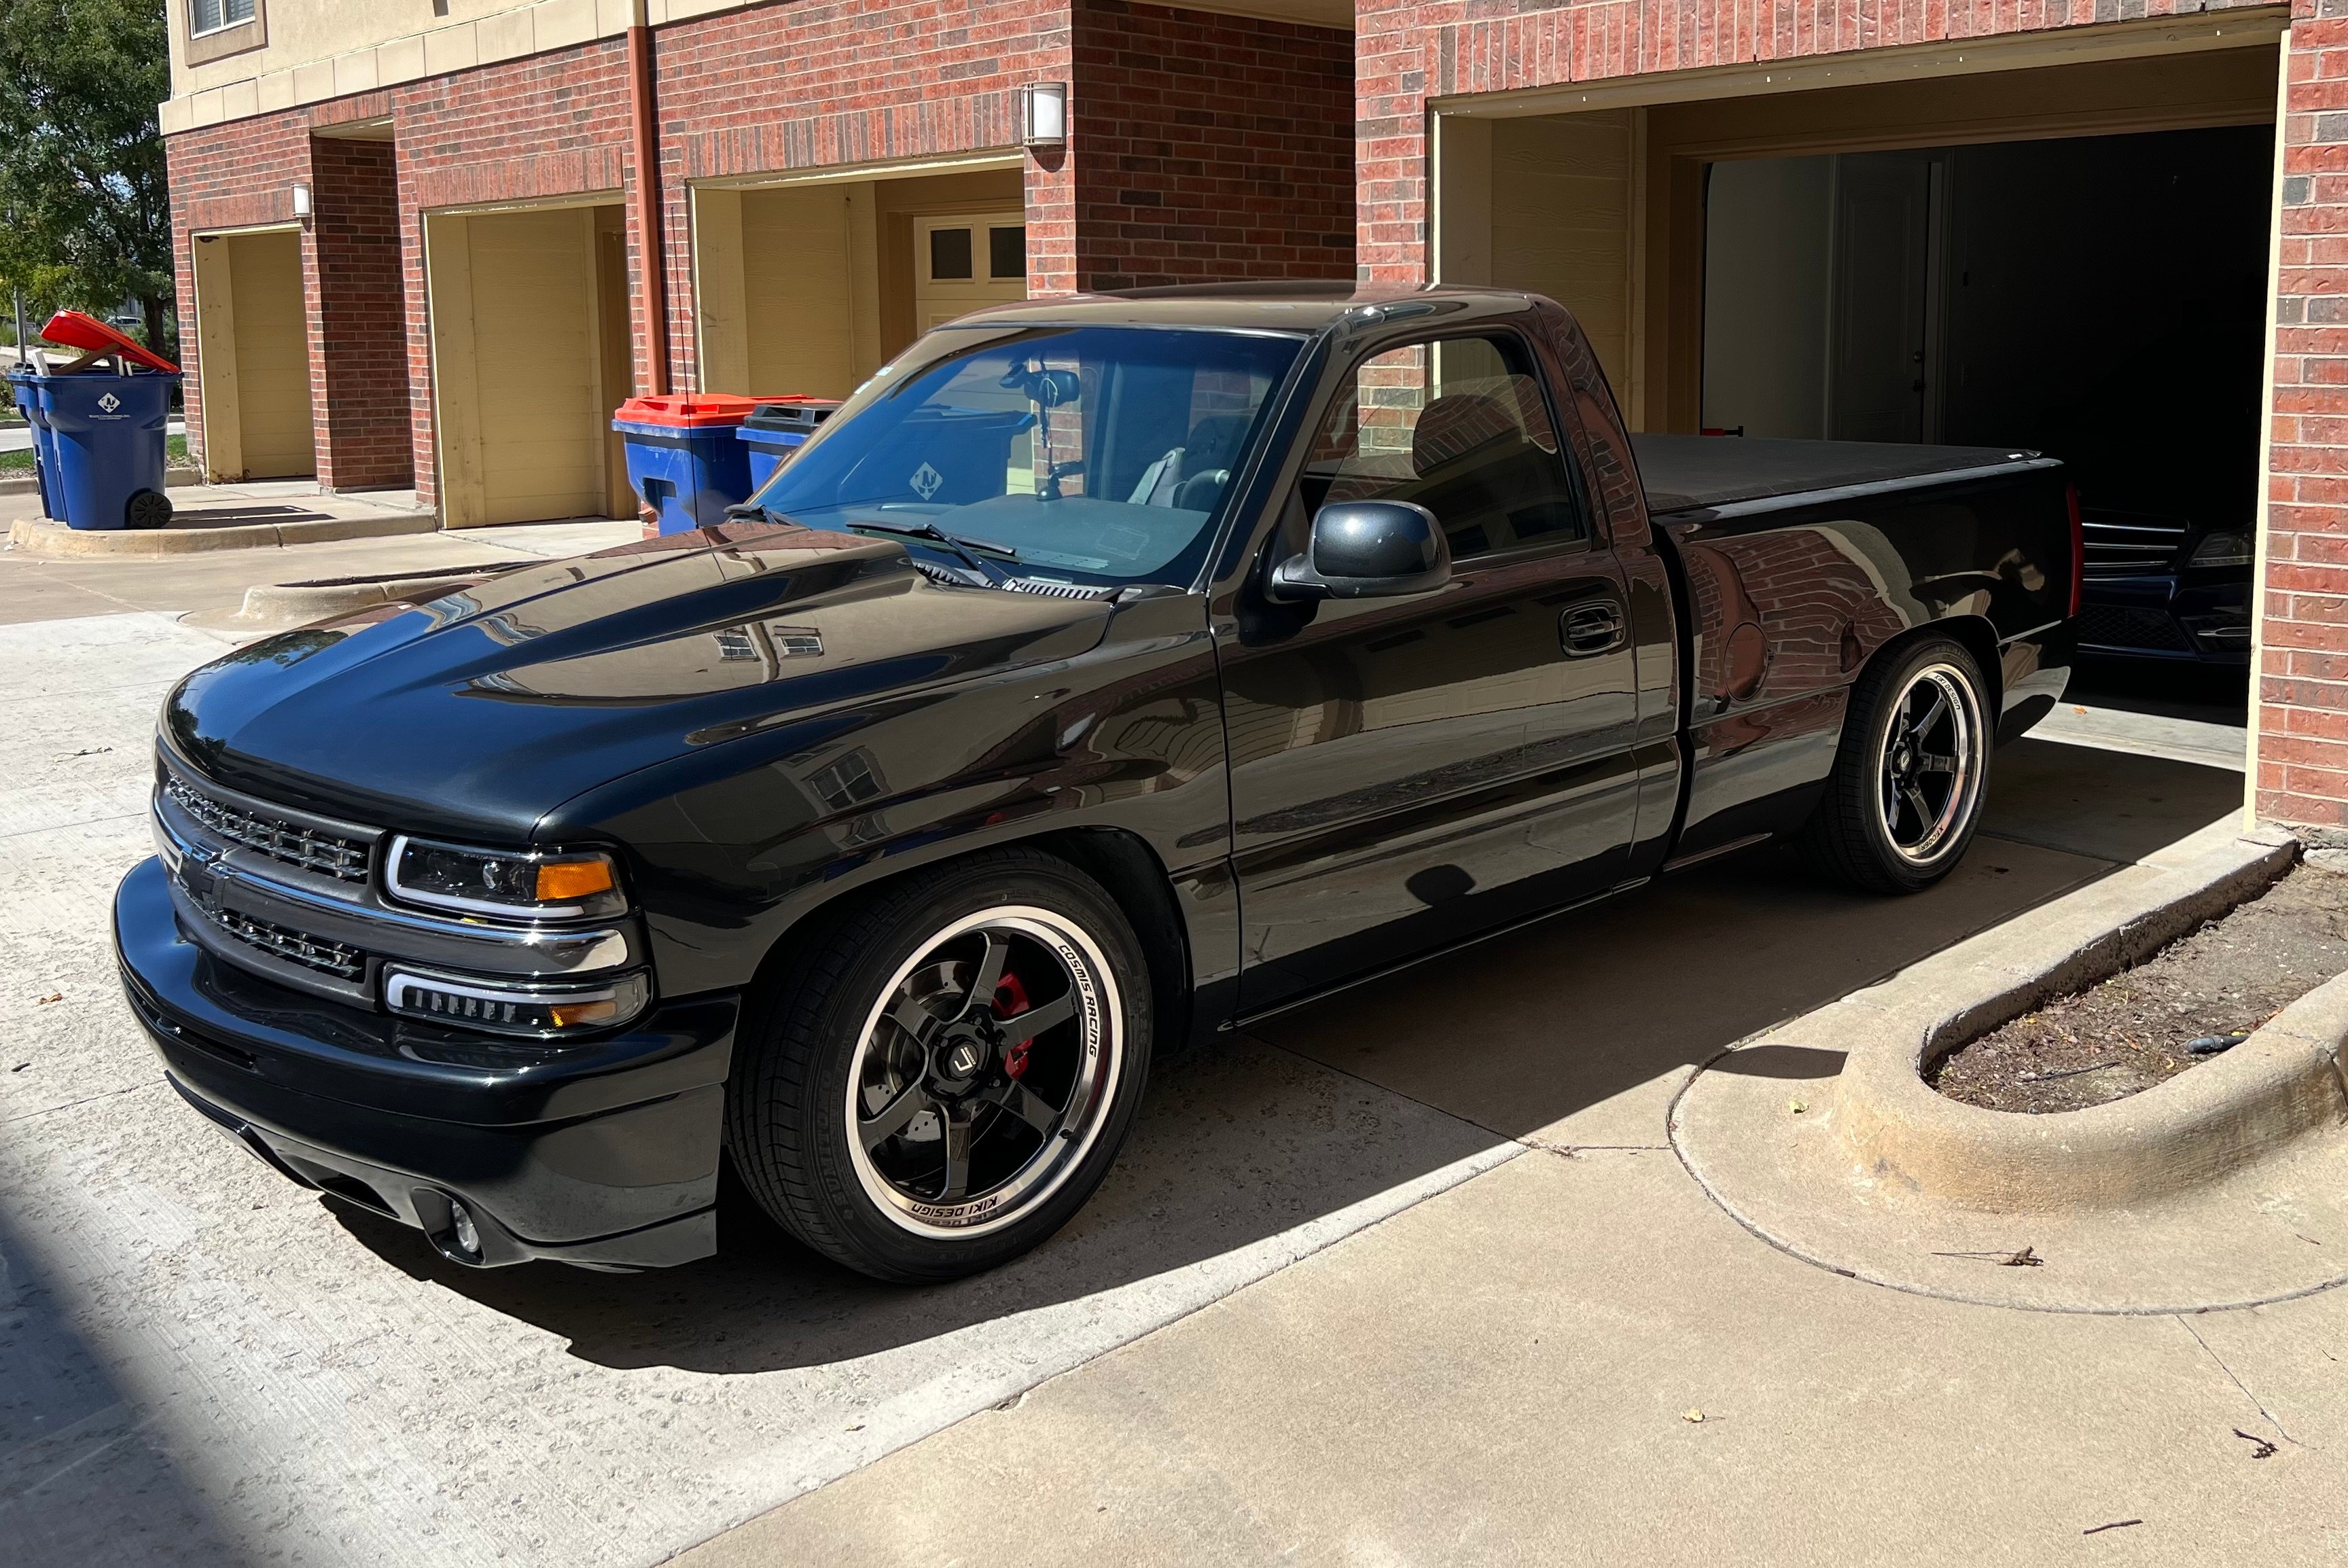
627;0;670;395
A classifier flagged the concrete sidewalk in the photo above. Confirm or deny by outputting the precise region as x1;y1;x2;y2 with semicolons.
681;745;2346;1566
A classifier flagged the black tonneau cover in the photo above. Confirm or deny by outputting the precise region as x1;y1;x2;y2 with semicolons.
1632;434;2038;515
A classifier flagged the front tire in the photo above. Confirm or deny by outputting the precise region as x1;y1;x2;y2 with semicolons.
726;848;1153;1283
1799;635;1991;894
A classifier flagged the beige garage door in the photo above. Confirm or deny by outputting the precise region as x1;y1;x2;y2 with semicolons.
231;232;316;478
429;204;624;528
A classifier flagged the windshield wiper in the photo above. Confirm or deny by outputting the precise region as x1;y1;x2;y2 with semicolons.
843;520;1020;575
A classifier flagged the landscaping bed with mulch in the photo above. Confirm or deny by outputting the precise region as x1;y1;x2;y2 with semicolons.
1929;859;2348;1113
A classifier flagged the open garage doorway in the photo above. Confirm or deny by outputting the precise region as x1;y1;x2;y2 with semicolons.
1700;126;2272;679
1435;26;2279;729
190;226;317;483
693;162;1025;401
425;200;635;530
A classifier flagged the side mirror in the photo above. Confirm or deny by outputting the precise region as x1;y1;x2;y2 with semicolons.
1270;501;1452;601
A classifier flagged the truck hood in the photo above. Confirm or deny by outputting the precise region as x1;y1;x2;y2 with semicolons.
163;525;1114;840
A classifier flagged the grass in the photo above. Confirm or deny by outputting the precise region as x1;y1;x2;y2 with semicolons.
1;433;187;474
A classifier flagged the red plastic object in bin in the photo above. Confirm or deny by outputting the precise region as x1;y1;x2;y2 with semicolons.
39;310;179;374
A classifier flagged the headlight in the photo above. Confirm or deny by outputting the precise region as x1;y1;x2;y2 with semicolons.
385;836;628;919
2189;531;2253;568
385;968;651;1037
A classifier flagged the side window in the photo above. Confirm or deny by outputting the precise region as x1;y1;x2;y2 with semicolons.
1300;333;1586;562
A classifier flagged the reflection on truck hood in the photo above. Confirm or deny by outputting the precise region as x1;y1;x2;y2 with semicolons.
162;524;1114;840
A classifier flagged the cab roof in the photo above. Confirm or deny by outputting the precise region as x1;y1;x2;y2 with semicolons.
938;282;1543;336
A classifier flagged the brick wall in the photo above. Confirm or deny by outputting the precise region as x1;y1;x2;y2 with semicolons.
306;139;411;491
388;42;636;507
164;112;315;476
656;0;1075;391
2260;5;2348;827
1069;0;1353;290
1354;0;2281;286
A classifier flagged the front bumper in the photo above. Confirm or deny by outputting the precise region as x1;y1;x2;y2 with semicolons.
2076;574;2252;664
115;855;737;1270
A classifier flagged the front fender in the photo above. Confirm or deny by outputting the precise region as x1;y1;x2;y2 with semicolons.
546;592;1238;1005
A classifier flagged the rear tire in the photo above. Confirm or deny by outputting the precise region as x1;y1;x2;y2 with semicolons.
726;847;1153;1283
1798;635;1991;894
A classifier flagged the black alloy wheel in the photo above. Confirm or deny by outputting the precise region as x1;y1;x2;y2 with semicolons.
727;848;1153;1283
1800;635;1992;894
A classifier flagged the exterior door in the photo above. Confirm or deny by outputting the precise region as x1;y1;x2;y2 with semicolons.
1222;331;1644;1012
913;211;1027;329
1828;152;1938;442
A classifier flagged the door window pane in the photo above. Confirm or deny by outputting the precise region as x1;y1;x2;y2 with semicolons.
1302;334;1583;561
929;227;974;281
989;226;1026;281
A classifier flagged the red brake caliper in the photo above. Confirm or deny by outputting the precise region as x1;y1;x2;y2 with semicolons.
994;972;1034;1080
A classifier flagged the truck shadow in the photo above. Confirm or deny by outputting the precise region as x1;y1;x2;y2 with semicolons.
0;1206;251;1568
337;739;2245;1375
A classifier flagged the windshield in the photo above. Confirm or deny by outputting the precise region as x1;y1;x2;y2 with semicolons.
749;325;1304;588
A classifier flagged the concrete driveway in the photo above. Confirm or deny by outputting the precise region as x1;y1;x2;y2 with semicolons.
0;539;2278;1567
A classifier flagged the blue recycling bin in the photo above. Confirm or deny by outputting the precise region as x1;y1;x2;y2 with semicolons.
736;399;842;495
612;394;762;535
15;369;179;530
6;370;60;520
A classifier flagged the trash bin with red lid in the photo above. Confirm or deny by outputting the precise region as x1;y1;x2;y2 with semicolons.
611;393;777;534
736;397;844;495
12;311;181;531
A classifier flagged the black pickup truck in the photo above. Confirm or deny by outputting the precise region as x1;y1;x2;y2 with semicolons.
116;286;2077;1283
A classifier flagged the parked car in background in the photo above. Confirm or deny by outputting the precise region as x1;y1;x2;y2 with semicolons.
115;285;2080;1286
2074;505;2254;664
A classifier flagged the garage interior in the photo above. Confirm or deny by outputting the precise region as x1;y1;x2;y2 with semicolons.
1434;24;2280;679
424;200;635;530
692;162;1027;402
190;226;317;484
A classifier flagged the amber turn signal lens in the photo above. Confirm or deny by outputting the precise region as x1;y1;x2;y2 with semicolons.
535;859;617;903
546;997;621;1030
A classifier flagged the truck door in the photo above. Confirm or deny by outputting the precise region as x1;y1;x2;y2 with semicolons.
1220;329;1643;1012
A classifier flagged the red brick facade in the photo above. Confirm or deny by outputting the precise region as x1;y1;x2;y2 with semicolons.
165;111;312;484
385;42;635;507
2261;1;2348;828
164;0;1353;511
305;138;409;491
1353;0;2282;286
653;0;1073;393
1069;1;1354;290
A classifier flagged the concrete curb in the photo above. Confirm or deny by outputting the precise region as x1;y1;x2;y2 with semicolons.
1817;819;2330;1211
7;509;440;557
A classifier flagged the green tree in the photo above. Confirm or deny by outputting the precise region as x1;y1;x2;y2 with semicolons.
0;0;171;357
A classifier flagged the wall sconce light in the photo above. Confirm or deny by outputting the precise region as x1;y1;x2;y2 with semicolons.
291;181;313;221
1017;82;1067;149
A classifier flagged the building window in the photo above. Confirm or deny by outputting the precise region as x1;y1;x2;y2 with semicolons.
189;0;256;37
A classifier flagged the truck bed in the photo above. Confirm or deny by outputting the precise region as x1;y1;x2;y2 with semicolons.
1632;434;2042;516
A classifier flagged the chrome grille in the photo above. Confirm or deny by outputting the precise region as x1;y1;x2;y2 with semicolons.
2081;514;2187;575
164;774;373;883
196;904;367;981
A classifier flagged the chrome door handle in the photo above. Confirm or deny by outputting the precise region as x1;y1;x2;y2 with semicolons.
1560;601;1625;657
